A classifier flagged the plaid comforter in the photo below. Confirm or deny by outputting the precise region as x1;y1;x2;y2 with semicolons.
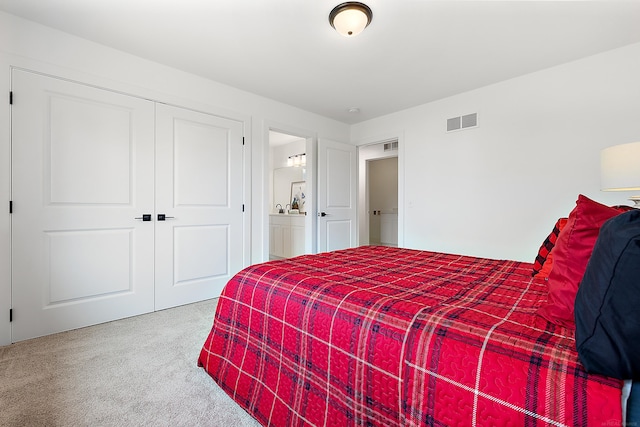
198;246;622;426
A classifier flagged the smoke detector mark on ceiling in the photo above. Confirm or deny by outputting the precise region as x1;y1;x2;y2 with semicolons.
447;113;478;132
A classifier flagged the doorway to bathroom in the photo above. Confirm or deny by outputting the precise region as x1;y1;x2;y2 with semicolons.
268;130;311;260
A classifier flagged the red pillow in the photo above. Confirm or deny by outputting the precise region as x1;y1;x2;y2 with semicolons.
536;195;622;328
532;218;568;277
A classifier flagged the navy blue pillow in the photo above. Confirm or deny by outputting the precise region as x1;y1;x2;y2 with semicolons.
575;209;640;380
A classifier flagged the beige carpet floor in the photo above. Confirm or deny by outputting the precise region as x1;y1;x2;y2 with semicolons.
0;299;261;427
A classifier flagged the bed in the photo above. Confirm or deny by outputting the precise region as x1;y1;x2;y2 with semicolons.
198;244;623;426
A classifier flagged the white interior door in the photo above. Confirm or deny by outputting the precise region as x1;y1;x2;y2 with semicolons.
11;70;155;341
317;139;357;252
154;104;244;310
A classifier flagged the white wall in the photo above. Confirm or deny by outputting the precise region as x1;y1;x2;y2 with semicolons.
352;42;640;262
0;11;349;345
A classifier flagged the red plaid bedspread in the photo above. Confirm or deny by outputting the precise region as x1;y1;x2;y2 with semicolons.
198;246;622;426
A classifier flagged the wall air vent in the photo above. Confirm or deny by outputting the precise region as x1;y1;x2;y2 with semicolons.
447;113;478;132
383;141;398;152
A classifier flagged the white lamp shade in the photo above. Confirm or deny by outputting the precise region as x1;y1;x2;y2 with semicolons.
601;141;640;191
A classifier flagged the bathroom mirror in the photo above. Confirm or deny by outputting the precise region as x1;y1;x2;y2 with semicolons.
273;167;303;211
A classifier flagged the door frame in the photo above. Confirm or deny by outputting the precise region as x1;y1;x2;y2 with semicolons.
259;121;317;263
0;57;11;346
356;133;405;248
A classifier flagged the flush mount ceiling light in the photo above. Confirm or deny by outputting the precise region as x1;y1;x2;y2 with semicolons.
329;2;373;37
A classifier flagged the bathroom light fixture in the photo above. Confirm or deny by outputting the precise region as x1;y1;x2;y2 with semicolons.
329;2;372;37
287;153;306;167
601;141;640;208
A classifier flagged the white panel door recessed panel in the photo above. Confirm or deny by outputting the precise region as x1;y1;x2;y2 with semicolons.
155;104;244;309
326;148;352;208
174;225;229;285
174;119;229;207
49;96;131;205
325;221;352;252
47;229;133;304
11;70;155;342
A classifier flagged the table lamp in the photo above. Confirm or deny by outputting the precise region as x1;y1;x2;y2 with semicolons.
601;141;640;208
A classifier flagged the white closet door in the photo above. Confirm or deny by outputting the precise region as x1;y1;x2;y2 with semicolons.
11;70;155;341
154;104;244;310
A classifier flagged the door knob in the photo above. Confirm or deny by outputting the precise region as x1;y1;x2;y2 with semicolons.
134;214;152;221
157;214;175;221
318;212;328;217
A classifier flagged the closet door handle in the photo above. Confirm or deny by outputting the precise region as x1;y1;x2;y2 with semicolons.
318;212;328;217
134;214;152;221
157;214;175;221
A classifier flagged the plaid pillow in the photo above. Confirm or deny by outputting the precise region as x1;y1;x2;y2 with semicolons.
532;218;568;277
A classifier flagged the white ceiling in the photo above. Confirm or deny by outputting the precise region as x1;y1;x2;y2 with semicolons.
2;0;640;124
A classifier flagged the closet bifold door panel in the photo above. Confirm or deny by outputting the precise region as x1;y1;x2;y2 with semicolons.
11;70;155;342
154;104;244;310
